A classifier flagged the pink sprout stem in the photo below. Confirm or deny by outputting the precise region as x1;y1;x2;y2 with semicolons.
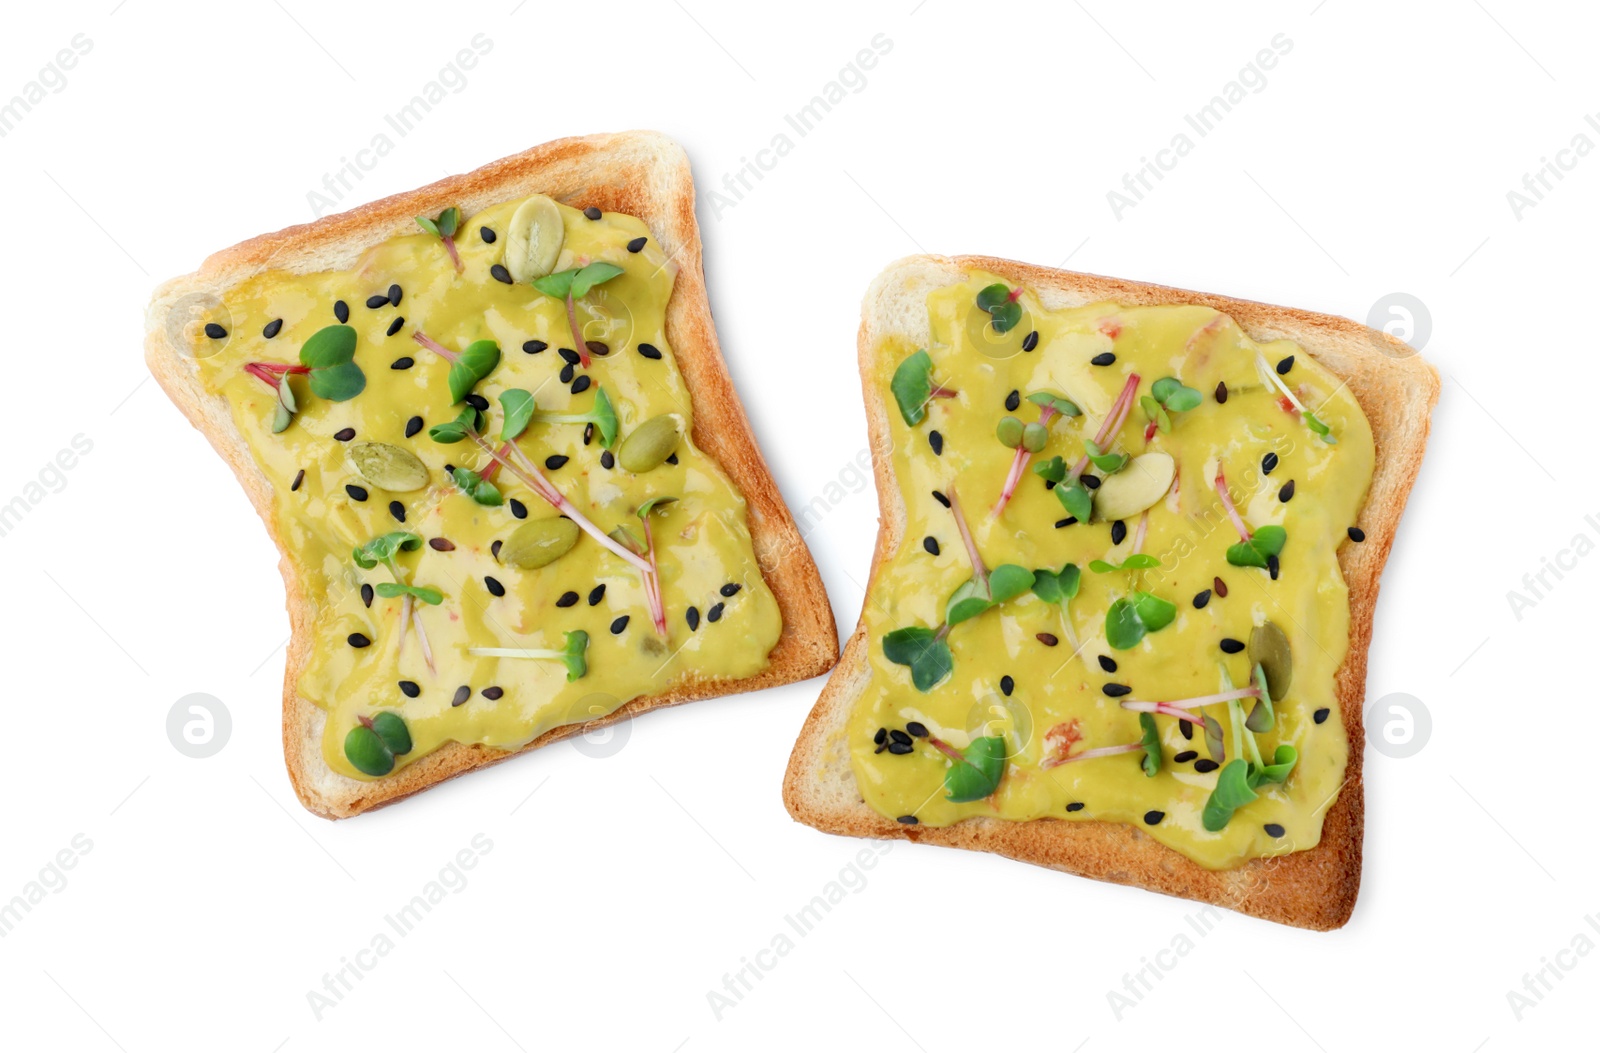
443;235;463;274
411;604;436;674
640;514;668;637
1131;510;1149;556
1213;467;1252;543
992;404;1062;519
1119;688;1259;720
412;330;459;363
1071;373;1141;479
946;486;988;590
565;293;591;368
1045;742;1142;768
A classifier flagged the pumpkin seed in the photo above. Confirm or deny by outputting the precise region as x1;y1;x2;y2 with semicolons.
505;194;564;283
1249;621;1292;697
617;414;684;473
347;442;429;492
1092;452;1175;522
499;518;580;569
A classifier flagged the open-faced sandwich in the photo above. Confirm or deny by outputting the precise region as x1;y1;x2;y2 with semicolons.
784;254;1437;929
146;131;837;818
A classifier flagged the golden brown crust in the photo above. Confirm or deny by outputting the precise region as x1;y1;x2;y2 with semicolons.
782;254;1438;930
144;131;838;818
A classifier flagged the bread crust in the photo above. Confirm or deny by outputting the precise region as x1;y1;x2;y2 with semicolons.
781;254;1438;930
145;131;838;818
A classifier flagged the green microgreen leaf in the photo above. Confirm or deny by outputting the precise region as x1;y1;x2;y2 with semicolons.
559;630;589;680
529;386;621;448
1251;744;1298;786
1244;661;1276;733
1090;553;1161;574
974;283;1022;334
1139;713;1162;777
883;626;953;692
1033;456;1067;484
435;206;460;238
570;261;624;298
1083;439;1129;474
499;388;535;442
988;564;1034;604
1105;590;1177;650
1056;478;1093;522
414;215;439;238
531;269;574;299
447;339;501;404
1027;391;1081;417
374;581;444;605
428;406;484;444
607;525;647;557
1202;715;1226;762
996;415;1024;449
890;349;937;427
1140;395;1172;434
1227;525;1288;569
975;284;1011;312
297;325;365;401
637;495;678;519
271;375;296;434
943;735;1006;802
1031;563;1081;604
1202;759;1260;832
353;531;422;569
450;466;503;506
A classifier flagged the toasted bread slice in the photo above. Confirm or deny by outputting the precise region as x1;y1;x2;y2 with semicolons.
146;131;838;818
782;255;1437;930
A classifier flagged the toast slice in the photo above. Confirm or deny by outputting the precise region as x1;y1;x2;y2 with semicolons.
145;131;837;818
782;254;1438;930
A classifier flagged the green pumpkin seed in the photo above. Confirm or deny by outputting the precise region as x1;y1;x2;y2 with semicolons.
369;711;412;755
344;724;395;776
1249;621;1292;698
348;442;429;492
500;518;580;569
617;414;684;473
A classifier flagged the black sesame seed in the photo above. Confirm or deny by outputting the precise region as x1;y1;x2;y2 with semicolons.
1193;589;1211;609
1098;655;1117;673
1036;632;1059;646
1144;811;1165;826
1005;389;1021;411
429;537;455;551
1276;355;1295;375
890;729;912;746
687;606;701;630
586;341;610;358
390;357;414;370
1215;381;1228;404
509;499;527;519
622;235;648;254
1022;330;1040;352
204;322;227;339
874;727;887;746
1213;576;1228;598
556;591;579;608
388;284;402;306
545;455;569;470
405;415;423;438
707;602;725;623
1055;518;1075;529
345;484;368;501
923;536;939;556
360;583;373;608
484;575;505;597
1279;479;1295;503
906;722;928;738
1174;750;1198;763
1262;452;1279;475
490;264;513;284
1090;352;1116;366
558;346;581;365
366;294;390;309
1220;638;1245;654
1081;474;1100;490
887;741;914;755
571;375;591;394
580;585;603;609
480;226;496;243
720;583;742;598
334;300;349;323
1348;526;1366;543
388;500;405;522
1000;675;1014;696
932;489;951;508
482;686;504;701
399;680;420;698
1313;707;1330;724
583;423;594;446
1195;759;1220;773
929;431;943;455
1268;554;1280;580
452;686;471;707
637;342;662;360
464;393;489;412
291;469;305;491
558;363;575;383
334;427;356;442
1110;519;1127;545
666;453;678;465
387;316;405;336
874;742;886;754
1179;719;1193;739
348;632;371;648
1066;802;1086;813
491;540;502;559
263;318;283;339
896;815;919;825
523;339;547;355
1264;823;1286;837
600;451;615;470
1103;683;1131;697
583;206;602;220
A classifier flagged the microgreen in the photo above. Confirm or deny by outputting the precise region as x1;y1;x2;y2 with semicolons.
449;465;503;506
946;563;1033;625
1031;562;1082;652
1104;591;1177;650
1257;353;1336;444
374;582;444;605
1139;376;1203;439
243;325;366;433
1244;662;1276;733
503;385;620;448
883;626;954;692
1040;373;1143;523
416;206;463;272
930;734;1007;802
354;531;439;673
409;331;501;403
532;262;625;368
1089;554;1161;574
607;497;679;637
1201;745;1299;831
1040;714;1161;776
890;349;957;427
1081;439;1128;475
975;283;1023;334
344;711;413;777
992;390;1080;517
469;630;590;681
1214;466;1289;573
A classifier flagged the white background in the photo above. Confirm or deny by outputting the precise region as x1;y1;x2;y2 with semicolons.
0;0;1592;1049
